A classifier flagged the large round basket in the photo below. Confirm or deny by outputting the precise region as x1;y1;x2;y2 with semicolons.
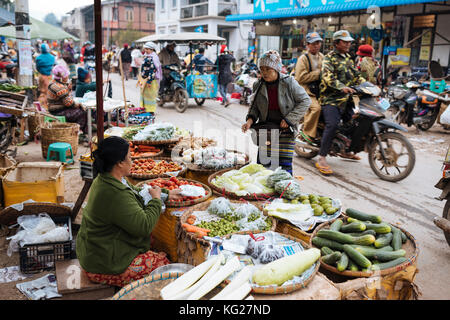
177;199;275;266
136;178;212;208
205;231;320;295
132;136;182;146
0;202;73;226
207;168;277;201
184;150;250;172
129;157;187;180
40;122;80;159
131;148;164;159
111;272;183;300
309;217;419;278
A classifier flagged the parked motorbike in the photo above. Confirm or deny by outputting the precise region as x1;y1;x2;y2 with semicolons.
295;82;416;182
434;146;450;246
385;80;446;131
158;64;189;113
0;53;17;80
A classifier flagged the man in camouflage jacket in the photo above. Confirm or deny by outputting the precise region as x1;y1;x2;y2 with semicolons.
315;30;366;175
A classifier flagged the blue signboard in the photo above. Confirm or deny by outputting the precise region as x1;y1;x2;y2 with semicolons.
195;26;204;33
186;74;218;99
254;0;359;14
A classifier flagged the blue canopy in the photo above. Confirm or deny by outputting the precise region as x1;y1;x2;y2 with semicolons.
226;0;443;21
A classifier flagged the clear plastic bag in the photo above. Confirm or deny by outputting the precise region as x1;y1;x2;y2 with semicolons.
207;197;233;217
266;167;292;188
233;203;259;220
258;245;285;264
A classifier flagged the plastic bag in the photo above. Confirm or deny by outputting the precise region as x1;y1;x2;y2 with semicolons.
441;105;450;125
233;203;260;220
179;185;206;197
266;167;292;188
258;245;285;264
246;238;266;259
274;179;302;200
208;197;234;217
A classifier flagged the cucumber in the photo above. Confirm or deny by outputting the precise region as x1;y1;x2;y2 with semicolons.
347;230;377;237
363;222;392;234
340;221;367;233
370;257;407;271
321;246;334;256
337;252;349;272
389;224;408;244
354;247;406;262
391;226;402;251
312;236;345;251
374;233;393;248
316;230;375;246
321;252;342;265
329;219;343;231
351;244;393;251
347;258;359;272
345;208;382;223
343;244;372;269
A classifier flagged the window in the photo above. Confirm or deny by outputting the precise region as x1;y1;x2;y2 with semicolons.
125;7;133;21
172;0;177;8
158;26;166;34
169;26;177;34
147;8;154;22
113;7;118;21
161;0;165;11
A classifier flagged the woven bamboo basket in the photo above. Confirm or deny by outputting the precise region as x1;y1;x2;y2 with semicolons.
0;202;72;226
204;231;320;295
185;150;250;172
129;157;187;180
0;154;16;177
135;178;212;208
310;217;419;278
27;113;44;140
132;136;182;146
208;168;277;201
111;272;183;300
40;122;80;159
176;200;276;266
131;148;164;159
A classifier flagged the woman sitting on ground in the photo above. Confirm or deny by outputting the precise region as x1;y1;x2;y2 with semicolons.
76;136;183;287
47;65;88;136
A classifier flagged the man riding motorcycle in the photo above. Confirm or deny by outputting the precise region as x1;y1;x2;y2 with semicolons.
315;30;366;175
158;42;181;95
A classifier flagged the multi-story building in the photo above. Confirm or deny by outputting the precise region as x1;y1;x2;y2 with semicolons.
155;0;254;60
64;0;156;48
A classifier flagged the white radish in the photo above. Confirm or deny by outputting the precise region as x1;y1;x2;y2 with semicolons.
165;254;224;300
160;255;219;299
210;265;252;300
187;256;241;300
222;282;252;300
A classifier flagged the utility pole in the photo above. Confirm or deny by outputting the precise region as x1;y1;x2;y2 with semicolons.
15;0;33;88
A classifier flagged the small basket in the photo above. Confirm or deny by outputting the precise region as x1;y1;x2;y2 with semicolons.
208;168;277;201
136;178;212;208
18;216;73;274
129;157;187;180
40;122;80;158
0;202;72;226
310;217;419;278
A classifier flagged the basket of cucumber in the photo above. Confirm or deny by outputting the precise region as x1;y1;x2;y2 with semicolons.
310;208;419;278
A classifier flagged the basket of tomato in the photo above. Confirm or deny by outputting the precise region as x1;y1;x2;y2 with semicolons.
129;157;187;179
136;177;212;207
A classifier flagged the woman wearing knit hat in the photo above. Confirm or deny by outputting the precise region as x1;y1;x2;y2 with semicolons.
138;42;162;115
47;65;88;139
242;50;311;174
355;44;379;85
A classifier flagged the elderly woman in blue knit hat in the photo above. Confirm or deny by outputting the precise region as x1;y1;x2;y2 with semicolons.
242;50;311;174
138;41;162;115
75;67;97;98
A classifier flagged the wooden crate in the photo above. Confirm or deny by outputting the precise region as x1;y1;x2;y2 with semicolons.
275;220;314;244
2;162;65;207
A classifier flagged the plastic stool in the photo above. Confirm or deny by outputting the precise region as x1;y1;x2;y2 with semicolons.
430;79;446;94
44;116;66;123
47;142;74;164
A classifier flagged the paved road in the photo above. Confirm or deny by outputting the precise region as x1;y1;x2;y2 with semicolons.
107;73;450;299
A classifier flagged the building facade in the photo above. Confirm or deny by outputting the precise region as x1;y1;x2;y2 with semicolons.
155;0;254;60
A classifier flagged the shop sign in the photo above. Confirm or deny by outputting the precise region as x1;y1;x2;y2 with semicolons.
383;46;398;56
413;15;435;28
370;27;383;43
388;48;411;66
419;46;430;61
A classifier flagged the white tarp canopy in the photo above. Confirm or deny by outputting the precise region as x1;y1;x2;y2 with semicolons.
136;32;226;45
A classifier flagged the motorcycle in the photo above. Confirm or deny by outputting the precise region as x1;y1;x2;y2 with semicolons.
0;53;17;80
295;82;416;182
158;64;189;113
385;80;446;131
434;146;450;246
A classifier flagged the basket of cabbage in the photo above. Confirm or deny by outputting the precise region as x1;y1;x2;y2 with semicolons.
208;164;278;200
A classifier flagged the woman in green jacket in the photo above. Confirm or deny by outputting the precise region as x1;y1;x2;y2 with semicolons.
76;136;182;287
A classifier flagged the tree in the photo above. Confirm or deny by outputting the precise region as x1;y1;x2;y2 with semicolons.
112;23;145;48
44;13;61;27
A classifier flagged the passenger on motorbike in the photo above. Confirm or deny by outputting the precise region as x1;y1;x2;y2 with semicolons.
295;32;324;144
158;42;181;95
316;30;366;175
187;47;214;74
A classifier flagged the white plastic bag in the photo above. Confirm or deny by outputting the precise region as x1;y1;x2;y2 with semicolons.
440;105;450;125
179;185;206;197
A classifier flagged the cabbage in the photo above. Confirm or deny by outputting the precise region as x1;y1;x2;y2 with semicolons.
243;183;263;195
238;164;265;175
213;176;240;192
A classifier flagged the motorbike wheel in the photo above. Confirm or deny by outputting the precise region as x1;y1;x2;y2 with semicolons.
442;199;450;246
294;135;319;159
416;108;440;131
368;132;415;182
174;89;189;113
194;98;205;106
385;106;401;123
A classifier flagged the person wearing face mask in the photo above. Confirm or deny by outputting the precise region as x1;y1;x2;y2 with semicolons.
76;136;183;287
295;32;325;145
315;30;366;175
242;50;311;174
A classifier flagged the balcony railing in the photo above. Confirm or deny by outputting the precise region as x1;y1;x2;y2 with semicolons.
180;3;208;19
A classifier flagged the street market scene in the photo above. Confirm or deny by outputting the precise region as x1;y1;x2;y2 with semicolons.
0;0;448;304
